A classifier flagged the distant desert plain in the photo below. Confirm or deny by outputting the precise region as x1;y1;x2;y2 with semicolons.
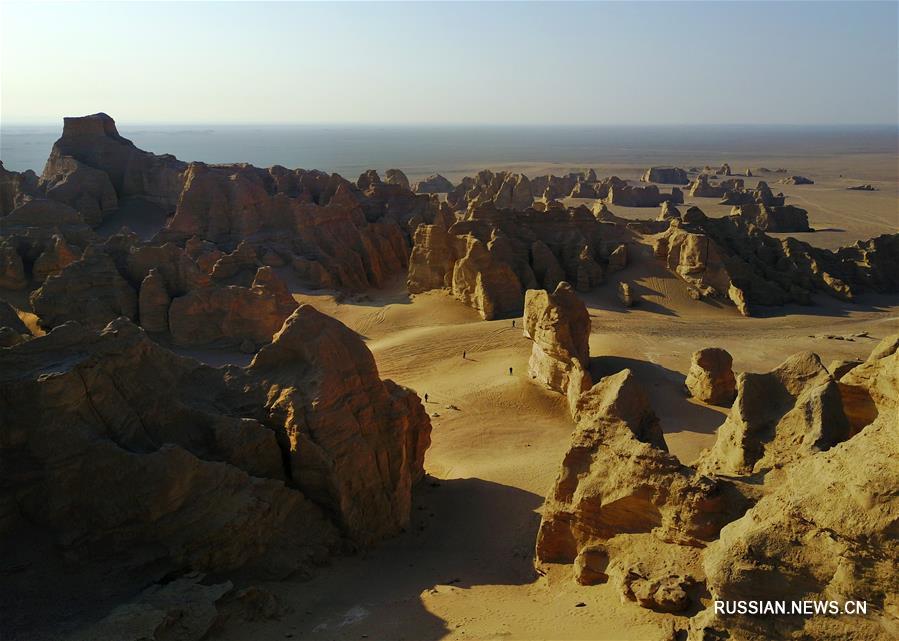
0;114;897;641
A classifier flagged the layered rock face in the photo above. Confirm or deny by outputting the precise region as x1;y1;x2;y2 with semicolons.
522;283;593;410
688;174;745;199
247;305;431;543
157;164;434;291
685;348;736;406
531;171;599;200
641;166;689;185
653;211;899;315
0;309;431;603
30;245;138;330
44;112;187;210
407;202;616;318
446;170;534;210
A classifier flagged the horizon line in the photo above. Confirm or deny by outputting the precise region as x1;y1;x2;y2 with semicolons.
2;120;898;129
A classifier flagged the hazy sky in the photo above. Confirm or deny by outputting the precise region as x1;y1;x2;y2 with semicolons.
2;1;897;125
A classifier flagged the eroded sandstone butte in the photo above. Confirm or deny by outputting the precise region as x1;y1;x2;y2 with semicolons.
533;316;899;638
653;208;899;315
406;201;625;319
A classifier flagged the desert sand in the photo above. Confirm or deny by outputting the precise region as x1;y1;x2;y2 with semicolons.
2;114;897;641
211;247;897;641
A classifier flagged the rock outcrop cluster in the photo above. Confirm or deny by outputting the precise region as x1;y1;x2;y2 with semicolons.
446;170;534;210
653;208;899;315
2;114;443;305
537;332;899;640
0;309;431;630
406;202;621;318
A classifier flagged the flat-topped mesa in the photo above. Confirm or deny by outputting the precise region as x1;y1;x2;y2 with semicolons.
60;112;124;139
653;210;899;315
523;282;593;411
45;113;188;211
406;202;623;319
641;166;689;185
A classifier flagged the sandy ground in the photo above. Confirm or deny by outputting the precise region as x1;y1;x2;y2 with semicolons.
211;240;898;641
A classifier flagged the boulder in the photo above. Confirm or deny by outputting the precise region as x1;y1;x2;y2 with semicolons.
685;347;736;406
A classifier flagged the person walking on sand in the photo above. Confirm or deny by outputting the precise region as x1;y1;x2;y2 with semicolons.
512;319;515;328
509;367;513;376
463;350;466;360
424;393;429;403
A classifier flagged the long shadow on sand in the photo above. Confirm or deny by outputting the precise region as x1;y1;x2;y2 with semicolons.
259;477;544;641
589;355;727;441
749;293;895;319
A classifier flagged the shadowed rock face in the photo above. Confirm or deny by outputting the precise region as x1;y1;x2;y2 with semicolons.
653;211;899;315
247;305;431;544
0;307;431;577
44;112;187;209
30;245;138;330
407;202;618;318
412;173;454;194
